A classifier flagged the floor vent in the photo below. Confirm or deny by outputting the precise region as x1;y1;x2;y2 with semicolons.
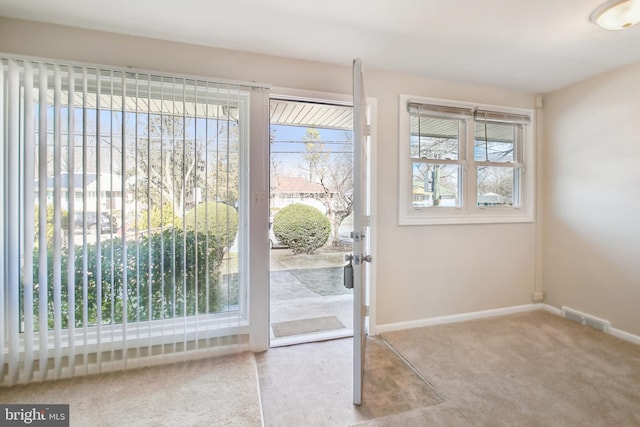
561;306;611;332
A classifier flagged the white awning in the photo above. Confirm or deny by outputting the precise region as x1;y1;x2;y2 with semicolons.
270;99;352;130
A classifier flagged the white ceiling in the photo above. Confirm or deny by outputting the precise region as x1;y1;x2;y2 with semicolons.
1;0;640;93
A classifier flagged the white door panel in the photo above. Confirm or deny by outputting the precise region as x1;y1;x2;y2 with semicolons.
352;58;371;406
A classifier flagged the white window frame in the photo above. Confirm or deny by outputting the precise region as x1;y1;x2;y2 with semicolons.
398;94;534;225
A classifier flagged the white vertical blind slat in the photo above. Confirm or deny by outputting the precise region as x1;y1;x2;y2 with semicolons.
131;73;139;357
145;73;153;355
108;71;116;368
23;62;36;382
159;77;166;357
233;88;241;326
53;65;63;379
216;86;221;324
37;63;49;382
223;88;229;325
81;68;90;376
145;83;152;353
7;59;21;385
204;82;211;336
95;70;103;372
0;61;6;385
67;65;76;377
134;73;144;354
120;70;129;367
108;72;115;367
171;76;177;356
193;81;200;349
181;78;188;352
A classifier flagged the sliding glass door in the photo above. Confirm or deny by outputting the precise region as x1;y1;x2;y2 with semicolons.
0;57;263;385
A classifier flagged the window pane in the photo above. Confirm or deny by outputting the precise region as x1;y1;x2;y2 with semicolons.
474;122;515;162
19;65;244;330
412;163;460;208
410;116;459;160
477;166;516;206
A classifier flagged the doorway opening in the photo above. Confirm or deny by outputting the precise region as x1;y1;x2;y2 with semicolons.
269;97;354;347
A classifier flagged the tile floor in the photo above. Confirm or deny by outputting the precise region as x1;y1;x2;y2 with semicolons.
256;337;442;427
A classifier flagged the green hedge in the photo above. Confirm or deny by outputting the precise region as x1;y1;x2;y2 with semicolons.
273;204;330;254
139;204;181;230
184;202;239;250
31;229;229;330
33;205;68;248
27;201;240;331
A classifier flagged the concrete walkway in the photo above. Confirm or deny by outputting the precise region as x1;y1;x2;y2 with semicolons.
269;248;353;342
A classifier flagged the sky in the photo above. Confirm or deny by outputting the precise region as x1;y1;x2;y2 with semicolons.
270;124;352;177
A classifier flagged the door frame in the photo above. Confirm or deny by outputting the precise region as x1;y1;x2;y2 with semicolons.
265;86;377;343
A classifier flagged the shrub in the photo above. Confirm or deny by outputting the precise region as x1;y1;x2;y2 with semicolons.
184;202;238;250
273;204;330;254
33;205;68;248
138;204;181;230
31;228;228;329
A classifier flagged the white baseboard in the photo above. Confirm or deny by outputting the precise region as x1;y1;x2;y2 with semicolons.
376;304;540;334
609;328;640;346
375;303;640;348
540;303;562;316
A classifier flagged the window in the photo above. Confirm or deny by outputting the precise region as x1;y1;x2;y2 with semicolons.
399;95;534;225
1;57;253;384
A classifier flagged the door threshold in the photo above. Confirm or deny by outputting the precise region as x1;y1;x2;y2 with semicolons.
270;328;354;348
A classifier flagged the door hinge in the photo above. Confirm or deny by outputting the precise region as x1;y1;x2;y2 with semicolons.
364;305;370;316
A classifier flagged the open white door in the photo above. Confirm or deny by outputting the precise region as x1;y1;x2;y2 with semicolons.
352;58;371;406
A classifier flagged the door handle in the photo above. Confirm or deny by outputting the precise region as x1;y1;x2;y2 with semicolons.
343;257;354;289
349;254;372;265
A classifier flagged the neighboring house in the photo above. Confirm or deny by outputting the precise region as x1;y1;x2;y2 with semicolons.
413;182;508;207
412;181;456;207
36;172;124;212
477;192;511;206
270;176;328;213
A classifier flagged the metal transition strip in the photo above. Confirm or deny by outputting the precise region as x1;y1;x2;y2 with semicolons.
269;329;354;348
377;336;446;403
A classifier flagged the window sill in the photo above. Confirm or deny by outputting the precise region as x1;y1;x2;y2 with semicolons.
10;312;249;359
399;209;533;226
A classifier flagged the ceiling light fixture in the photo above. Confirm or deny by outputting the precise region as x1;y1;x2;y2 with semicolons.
590;0;640;30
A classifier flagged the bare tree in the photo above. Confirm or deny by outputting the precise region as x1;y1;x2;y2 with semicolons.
477;166;513;203
129;115;239;215
412;136;459;206
302;128;353;248
269;128;282;198
128;115;204;215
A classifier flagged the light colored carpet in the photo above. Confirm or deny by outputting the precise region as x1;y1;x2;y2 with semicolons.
352;310;640;426
271;316;345;338
0;352;263;427
359;337;443;419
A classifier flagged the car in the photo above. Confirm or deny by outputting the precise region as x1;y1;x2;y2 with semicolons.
74;212;118;234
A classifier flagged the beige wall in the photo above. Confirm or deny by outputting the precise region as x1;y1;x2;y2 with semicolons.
0;18;538;327
543;64;640;336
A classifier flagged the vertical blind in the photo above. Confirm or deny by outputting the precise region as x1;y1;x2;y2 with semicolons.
1;57;253;386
